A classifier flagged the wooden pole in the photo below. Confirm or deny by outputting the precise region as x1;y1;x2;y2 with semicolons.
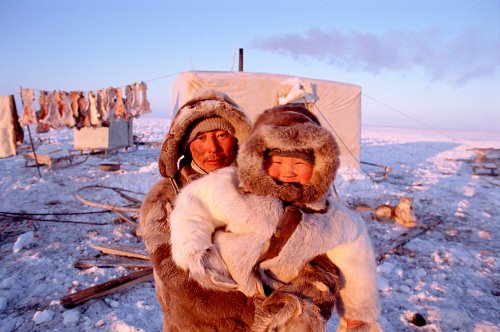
26;124;42;178
238;48;244;72
60;268;154;308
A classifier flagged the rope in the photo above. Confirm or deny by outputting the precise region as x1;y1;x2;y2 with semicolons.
15;71;180;97
0;210;111;216
312;102;361;165
75;185;144;213
0;213;109;226
0;185;145;226
312;101;391;176
362;93;475;148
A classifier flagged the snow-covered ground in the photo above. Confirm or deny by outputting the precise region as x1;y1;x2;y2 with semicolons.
0;118;498;332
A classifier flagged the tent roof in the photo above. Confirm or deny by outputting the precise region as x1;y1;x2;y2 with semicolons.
172;71;361;169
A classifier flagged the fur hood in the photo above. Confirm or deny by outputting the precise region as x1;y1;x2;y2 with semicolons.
237;105;340;204
158;89;252;178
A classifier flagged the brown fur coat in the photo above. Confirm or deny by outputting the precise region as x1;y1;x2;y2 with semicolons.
169;105;381;331
141;171;256;331
140;90;254;331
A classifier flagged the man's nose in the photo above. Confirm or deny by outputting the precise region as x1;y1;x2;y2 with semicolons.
206;135;221;153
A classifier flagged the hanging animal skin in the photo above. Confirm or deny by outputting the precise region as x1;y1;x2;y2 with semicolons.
114;87;128;119
140;81;151;114
106;87;117;117
60;92;76;128
88;91;100;126
76;92;90;128
125;85;136;116
19;88;36;126
70;91;80;118
35;91;50;133
42;91;63;129
97;89;109;126
130;82;142;116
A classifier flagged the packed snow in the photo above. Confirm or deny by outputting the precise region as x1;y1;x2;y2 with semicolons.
0;118;498;332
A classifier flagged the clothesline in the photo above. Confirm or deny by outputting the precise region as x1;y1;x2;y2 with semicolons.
18;81;154;133
16;72;180;97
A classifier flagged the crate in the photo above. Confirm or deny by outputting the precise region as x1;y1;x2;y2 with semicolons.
74;118;133;152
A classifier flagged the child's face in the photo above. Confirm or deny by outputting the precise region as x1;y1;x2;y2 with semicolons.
264;156;313;185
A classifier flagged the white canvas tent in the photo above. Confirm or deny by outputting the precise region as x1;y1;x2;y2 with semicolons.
0;95;23;159
171;71;361;169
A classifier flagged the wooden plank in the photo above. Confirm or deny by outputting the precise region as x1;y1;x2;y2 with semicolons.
91;244;149;260
375;216;443;263
60;268;154;308
74;256;152;269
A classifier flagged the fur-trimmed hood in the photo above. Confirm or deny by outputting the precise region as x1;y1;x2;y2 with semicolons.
158;90;252;178
237;105;340;204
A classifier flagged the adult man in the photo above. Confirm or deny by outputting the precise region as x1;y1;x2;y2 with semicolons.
140;90;253;331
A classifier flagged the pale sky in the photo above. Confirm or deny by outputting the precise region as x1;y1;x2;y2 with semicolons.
1;0;498;131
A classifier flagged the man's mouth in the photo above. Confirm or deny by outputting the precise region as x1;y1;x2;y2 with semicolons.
205;158;224;164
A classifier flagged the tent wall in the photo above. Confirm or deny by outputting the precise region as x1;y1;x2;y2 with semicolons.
0;95;23;159
172;71;361;169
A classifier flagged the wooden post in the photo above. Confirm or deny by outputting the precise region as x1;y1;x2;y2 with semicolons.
26;124;42;178
239;48;244;72
60;268;154;308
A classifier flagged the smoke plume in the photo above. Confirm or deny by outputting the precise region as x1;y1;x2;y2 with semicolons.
252;27;499;86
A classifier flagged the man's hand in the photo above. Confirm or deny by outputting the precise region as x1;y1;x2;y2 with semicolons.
338;318;382;332
189;246;238;291
252;292;326;332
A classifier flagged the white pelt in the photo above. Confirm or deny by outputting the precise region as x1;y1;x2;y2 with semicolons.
60;92;75;128
41;91;63;129
140;81;151;114
19;88;36;126
88;91;100;126
97;89;109;123
170;165;380;328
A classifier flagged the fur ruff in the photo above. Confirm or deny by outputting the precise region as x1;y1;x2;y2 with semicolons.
158;89;252;178
237;105;340;204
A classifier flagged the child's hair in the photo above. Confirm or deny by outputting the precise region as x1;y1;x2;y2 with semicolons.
265;148;315;165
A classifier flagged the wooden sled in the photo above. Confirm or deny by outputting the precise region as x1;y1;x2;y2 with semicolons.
471;148;499;176
22;145;72;169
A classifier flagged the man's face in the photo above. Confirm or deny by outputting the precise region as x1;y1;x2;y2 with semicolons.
189;129;237;173
263;155;314;185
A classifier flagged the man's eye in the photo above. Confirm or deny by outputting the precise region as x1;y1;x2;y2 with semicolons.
217;133;228;139
195;135;206;142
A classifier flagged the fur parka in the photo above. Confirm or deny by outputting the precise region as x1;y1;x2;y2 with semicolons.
170;167;381;331
170;105;381;331
140;90;253;331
